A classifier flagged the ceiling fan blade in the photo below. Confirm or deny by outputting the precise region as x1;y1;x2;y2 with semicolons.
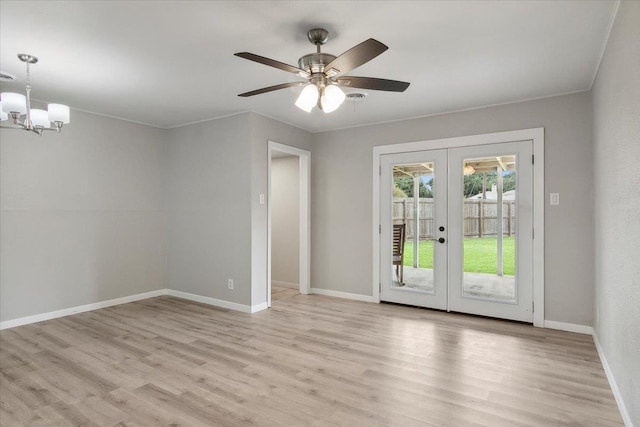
324;39;388;77
235;52;309;77
336;76;410;92
238;81;307;97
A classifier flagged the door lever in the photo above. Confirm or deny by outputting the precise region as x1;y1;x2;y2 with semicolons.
433;237;446;244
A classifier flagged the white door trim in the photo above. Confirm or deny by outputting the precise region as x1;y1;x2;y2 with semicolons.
372;128;544;327
268;141;311;308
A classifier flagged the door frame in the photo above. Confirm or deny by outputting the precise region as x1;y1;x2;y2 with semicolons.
267;141;311;308
372;128;544;327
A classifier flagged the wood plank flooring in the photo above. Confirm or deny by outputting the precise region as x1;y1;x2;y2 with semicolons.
0;287;623;426
271;285;299;302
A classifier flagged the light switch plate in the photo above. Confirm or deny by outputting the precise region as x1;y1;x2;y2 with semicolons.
550;193;560;205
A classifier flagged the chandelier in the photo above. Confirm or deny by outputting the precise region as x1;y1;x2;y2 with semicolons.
0;54;70;135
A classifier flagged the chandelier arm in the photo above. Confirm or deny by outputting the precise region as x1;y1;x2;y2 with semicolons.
0;119;60;133
0;123;27;130
40;124;63;133
0;123;45;135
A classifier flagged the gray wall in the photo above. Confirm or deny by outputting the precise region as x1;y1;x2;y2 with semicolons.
312;91;594;325
271;156;300;286
165;112;312;309
592;1;640;424
1;93;597;329
166;114;252;306
0;110;312;319
0;110;167;321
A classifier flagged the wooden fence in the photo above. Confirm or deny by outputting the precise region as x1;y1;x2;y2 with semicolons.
393;197;516;239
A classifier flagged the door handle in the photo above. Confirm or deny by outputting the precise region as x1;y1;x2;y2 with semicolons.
433;237;445;244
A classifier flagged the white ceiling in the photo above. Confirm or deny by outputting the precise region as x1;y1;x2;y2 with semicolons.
0;1;617;133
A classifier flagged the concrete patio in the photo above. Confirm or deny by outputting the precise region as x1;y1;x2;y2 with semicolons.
393;267;516;301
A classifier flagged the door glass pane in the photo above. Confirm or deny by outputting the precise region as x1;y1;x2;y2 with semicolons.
461;156;516;302
391;163;435;293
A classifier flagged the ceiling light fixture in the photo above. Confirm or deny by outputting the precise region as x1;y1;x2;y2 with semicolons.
0;54;70;135
295;82;346;114
319;84;346;113
295;84;319;113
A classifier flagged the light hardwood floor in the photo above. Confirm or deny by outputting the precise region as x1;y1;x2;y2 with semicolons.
271;285;299;302
1;287;623;426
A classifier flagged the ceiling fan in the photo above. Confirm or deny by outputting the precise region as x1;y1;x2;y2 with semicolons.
235;28;410;113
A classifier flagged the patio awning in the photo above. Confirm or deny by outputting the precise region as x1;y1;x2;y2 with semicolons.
464;156;516;173
393;156;515;178
393;163;433;177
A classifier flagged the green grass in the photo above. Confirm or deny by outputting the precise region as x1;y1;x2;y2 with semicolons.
403;236;515;275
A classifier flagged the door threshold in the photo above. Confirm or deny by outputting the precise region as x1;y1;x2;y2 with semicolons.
380;301;532;325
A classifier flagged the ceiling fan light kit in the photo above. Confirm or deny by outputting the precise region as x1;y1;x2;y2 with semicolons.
320;84;346;113
0;54;71;135
295;84;319;113
235;28;410;114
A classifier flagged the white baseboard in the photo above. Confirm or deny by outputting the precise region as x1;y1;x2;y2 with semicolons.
543;320;593;335
251;302;268;313
271;280;299;289
0;288;264;330
168;290;267;313
0;285;372;329
166;289;252;313
545;321;633;426
310;287;374;303
592;332;634;427
0;289;168;330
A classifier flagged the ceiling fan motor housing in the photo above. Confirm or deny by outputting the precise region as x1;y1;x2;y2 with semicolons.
298;53;337;75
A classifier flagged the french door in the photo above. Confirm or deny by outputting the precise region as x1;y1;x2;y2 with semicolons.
380;149;448;309
380;141;533;322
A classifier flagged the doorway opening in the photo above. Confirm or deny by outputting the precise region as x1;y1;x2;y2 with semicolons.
373;129;544;326
267;141;310;307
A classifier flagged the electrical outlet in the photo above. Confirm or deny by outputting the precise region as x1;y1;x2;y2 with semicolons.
227;279;234;290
